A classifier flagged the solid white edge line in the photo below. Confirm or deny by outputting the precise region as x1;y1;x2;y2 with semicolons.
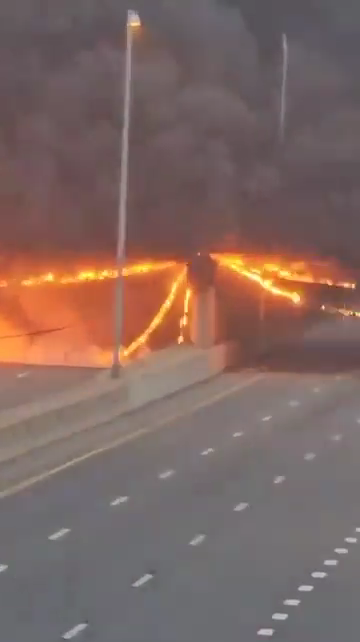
132;573;153;588
62;623;88;639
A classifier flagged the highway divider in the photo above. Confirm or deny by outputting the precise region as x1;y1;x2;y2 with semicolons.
0;343;236;464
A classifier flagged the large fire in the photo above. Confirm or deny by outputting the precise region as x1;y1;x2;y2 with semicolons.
213;254;302;305
0;255;356;367
0;260;177;290
214;253;356;290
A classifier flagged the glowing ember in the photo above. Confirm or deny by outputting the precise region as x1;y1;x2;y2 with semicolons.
178;287;192;344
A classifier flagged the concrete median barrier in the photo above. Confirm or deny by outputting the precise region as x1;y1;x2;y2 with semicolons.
127;344;235;408
0;343;235;464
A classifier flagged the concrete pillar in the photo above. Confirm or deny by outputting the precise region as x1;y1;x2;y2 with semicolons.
187;254;217;348
190;286;217;348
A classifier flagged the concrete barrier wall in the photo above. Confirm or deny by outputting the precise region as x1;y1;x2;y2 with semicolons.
0;343;234;464
127;344;234;408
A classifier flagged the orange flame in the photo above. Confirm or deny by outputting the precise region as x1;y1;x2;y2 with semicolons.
215;255;302;305
0;261;177;290
217;254;356;290
178;287;192;344
121;268;186;359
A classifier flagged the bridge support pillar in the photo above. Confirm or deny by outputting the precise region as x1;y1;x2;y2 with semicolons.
187;254;217;349
190;287;217;348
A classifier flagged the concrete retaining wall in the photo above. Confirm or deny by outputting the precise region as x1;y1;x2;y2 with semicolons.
0;343;234;464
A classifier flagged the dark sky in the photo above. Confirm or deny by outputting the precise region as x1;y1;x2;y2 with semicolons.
0;0;359;263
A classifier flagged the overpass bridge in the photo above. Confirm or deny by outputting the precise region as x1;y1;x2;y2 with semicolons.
0;252;357;369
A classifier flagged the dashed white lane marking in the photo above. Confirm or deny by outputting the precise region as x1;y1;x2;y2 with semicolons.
189;534;206;547
324;559;338;566
262;416;272;422
283;599;300;606
158;469;175;480
311;571;327;579
298;585;314;592
289;400;300;407
335;548;348;555
110;496;129;506
0;374;267;501
356;419;360;425
233;432;244;438
48;528;71;541
273;476;286;485
234;502;249;512
272;613;288;621
62;623;88;639
17;371;29;378
304;452;316;461
345;537;357;544
313;387;320;393
330;434;343;442
356;528;360;533
132;573;153;588
201;448;215;456
0;565;8;573
257;629;275;637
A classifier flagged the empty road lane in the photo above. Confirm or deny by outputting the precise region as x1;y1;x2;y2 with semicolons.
0;318;359;641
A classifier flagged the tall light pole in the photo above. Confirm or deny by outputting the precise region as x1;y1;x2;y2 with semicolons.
111;9;141;378
278;33;288;145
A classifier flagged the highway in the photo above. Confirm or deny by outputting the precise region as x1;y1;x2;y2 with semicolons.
0;318;360;640
0;364;103;410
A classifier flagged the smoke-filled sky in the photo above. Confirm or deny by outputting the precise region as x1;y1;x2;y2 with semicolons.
0;0;359;263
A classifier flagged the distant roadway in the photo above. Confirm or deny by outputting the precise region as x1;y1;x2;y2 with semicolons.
0;364;103;410
0;318;359;640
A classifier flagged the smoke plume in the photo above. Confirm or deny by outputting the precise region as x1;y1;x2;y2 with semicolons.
0;0;359;264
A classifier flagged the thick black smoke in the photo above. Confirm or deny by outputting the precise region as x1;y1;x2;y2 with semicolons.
0;0;359;263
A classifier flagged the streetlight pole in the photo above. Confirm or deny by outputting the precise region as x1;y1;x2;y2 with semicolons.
258;288;266;353
278;32;288;145
111;10;141;378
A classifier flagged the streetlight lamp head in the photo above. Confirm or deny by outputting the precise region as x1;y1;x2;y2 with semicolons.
128;10;141;28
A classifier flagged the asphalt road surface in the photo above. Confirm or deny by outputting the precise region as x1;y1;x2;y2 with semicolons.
1;318;360;641
0;364;103;410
